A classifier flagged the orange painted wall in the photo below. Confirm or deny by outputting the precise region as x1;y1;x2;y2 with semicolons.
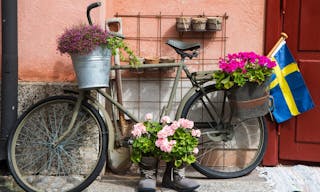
15;0;265;82
109;0;265;53
17;0;106;82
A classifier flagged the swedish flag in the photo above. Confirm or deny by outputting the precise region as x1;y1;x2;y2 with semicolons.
269;41;314;123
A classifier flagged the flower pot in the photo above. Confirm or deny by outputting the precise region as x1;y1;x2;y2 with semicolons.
160;56;175;73
71;46;111;89
129;57;145;74
228;82;270;119
144;57;160;72
191;17;207;31
176;17;191;31
206;17;222;31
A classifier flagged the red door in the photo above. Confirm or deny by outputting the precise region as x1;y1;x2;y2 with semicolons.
265;0;320;163
278;0;320;162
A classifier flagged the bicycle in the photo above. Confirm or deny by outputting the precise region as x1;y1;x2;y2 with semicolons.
7;2;268;192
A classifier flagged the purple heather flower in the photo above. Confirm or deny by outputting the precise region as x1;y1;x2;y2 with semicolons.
57;24;109;55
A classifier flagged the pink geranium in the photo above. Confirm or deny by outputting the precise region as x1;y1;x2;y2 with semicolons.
131;122;147;137
178;118;194;129
191;129;201;137
163;125;176;136
157;128;169;139
145;113;153;121
157;125;176;138
193;147;199;154
161;116;171;124
131;113;200;167
156;138;176;153
170;121;180;130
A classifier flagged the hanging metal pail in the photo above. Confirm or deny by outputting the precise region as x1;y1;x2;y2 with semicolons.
71;46;111;89
228;81;270;119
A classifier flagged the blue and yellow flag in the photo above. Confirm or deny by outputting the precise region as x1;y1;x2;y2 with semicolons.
269;41;314;123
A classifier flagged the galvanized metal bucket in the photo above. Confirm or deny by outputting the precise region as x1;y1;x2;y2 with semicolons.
228;81;270;119
71;46;111;89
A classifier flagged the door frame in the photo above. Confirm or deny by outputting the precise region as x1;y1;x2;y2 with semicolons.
262;0;282;166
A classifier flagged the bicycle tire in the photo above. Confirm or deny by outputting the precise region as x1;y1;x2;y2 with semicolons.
7;95;107;192
181;85;267;178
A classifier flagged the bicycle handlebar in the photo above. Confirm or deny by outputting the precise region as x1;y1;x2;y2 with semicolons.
87;2;101;25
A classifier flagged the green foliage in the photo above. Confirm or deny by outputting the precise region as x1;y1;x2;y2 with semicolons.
212;52;276;89
106;36;141;67
165;127;199;167
130;117;200;168
130;121;162;164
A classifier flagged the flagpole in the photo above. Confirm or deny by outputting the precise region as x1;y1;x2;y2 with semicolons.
267;32;288;57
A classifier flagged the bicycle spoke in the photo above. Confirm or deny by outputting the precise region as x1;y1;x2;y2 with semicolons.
181;85;267;178
9;96;106;192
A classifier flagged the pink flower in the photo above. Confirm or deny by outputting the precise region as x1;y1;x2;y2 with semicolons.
163;125;176;136
155;138;176;153
178;118;194;129
155;138;164;147
157;129;169;139
170;121;180;130
131;123;147;137
193;147;199;154
191;129;201;137
169;140;176;146
145;113;153;121
161;116;171;124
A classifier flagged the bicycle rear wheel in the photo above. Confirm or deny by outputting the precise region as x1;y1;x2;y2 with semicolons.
8;95;107;192
181;85;267;178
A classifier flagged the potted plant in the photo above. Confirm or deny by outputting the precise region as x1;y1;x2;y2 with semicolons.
57;24;140;89
176;16;191;31
131;114;201;191
191;17;207;31
213;52;276;118
130;114;200;168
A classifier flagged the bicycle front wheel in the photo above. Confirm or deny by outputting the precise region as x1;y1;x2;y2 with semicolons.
8;95;107;192
181;85;267;178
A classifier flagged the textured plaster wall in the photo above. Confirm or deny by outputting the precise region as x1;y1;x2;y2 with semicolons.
3;0;266;120
15;0;265;82
17;0;106;82
110;0;265;58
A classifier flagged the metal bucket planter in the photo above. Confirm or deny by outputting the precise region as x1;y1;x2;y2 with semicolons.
71;46;111;89
228;81;270;119
206;17;222;31
191;17;207;31
176;17;191;31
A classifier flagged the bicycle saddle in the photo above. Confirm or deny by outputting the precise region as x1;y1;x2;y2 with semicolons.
166;39;200;51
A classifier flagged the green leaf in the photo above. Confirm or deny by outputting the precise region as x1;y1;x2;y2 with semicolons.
223;81;234;89
175;160;183;168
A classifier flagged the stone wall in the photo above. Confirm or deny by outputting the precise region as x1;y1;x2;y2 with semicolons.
0;82;76;133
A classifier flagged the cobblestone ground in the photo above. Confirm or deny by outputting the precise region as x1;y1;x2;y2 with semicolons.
0;175;24;192
0;168;273;192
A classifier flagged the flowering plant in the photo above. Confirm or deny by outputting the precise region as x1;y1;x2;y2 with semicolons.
213;52;276;89
57;24;140;67
131;114;201;168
